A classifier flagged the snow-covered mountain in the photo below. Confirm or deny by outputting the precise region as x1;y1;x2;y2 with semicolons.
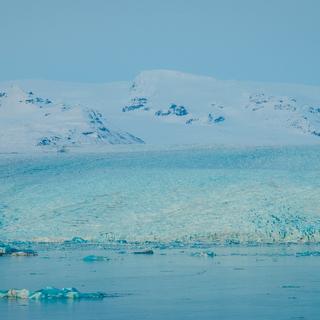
0;86;144;152
1;70;320;152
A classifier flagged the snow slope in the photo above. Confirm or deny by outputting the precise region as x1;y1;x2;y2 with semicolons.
0;86;144;152
1;70;320;152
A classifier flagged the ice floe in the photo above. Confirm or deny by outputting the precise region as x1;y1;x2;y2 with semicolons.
0;287;107;300
133;249;154;255
190;251;216;258
83;255;110;262
0;244;37;257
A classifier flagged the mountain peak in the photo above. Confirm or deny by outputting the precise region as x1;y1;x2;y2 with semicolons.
1;71;320;152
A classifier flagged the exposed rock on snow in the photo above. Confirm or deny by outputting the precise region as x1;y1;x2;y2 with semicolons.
0;86;144;152
1;69;320;151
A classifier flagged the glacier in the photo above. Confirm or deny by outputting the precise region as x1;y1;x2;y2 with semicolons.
2;70;320;320
1;145;320;244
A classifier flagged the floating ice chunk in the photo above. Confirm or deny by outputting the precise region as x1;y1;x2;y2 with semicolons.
64;237;88;244
0;245;15;255
70;236;88;243
295;251;320;257
29;287;80;300
133;249;154;255
83;255;110;262
0;244;37;257
0;289;30;299
11;250;37;256
191;251;216;258
116;239;128;244
76;292;107;299
0;287;107;300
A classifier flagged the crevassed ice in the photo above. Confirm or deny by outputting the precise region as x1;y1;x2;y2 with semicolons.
0;146;320;244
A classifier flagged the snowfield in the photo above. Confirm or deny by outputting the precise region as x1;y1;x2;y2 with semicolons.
1;70;320;152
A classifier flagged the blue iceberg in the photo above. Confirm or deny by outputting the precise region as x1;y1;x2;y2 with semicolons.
83;255;110;262
0;287;107;300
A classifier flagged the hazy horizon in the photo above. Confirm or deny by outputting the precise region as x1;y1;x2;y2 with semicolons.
1;0;320;85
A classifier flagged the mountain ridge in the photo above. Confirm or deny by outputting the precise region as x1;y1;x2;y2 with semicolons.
1;70;320;152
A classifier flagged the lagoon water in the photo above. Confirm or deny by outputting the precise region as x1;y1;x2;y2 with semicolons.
1;146;320;319
2;244;320;320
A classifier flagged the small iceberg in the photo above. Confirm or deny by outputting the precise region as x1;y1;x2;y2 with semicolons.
295;251;320;257
0;289;30;299
191;251;216;258
281;285;301;289
83;255;110;262
64;237;88;244
0;287;107;300
0;244;37;257
133;249;154;255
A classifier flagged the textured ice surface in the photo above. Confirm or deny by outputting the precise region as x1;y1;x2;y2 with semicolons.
190;251;216;258
0;243;37;256
1;146;320;244
295;251;320;257
0;287;106;300
83;255;110;262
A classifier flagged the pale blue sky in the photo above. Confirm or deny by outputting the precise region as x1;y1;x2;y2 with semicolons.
1;0;319;84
